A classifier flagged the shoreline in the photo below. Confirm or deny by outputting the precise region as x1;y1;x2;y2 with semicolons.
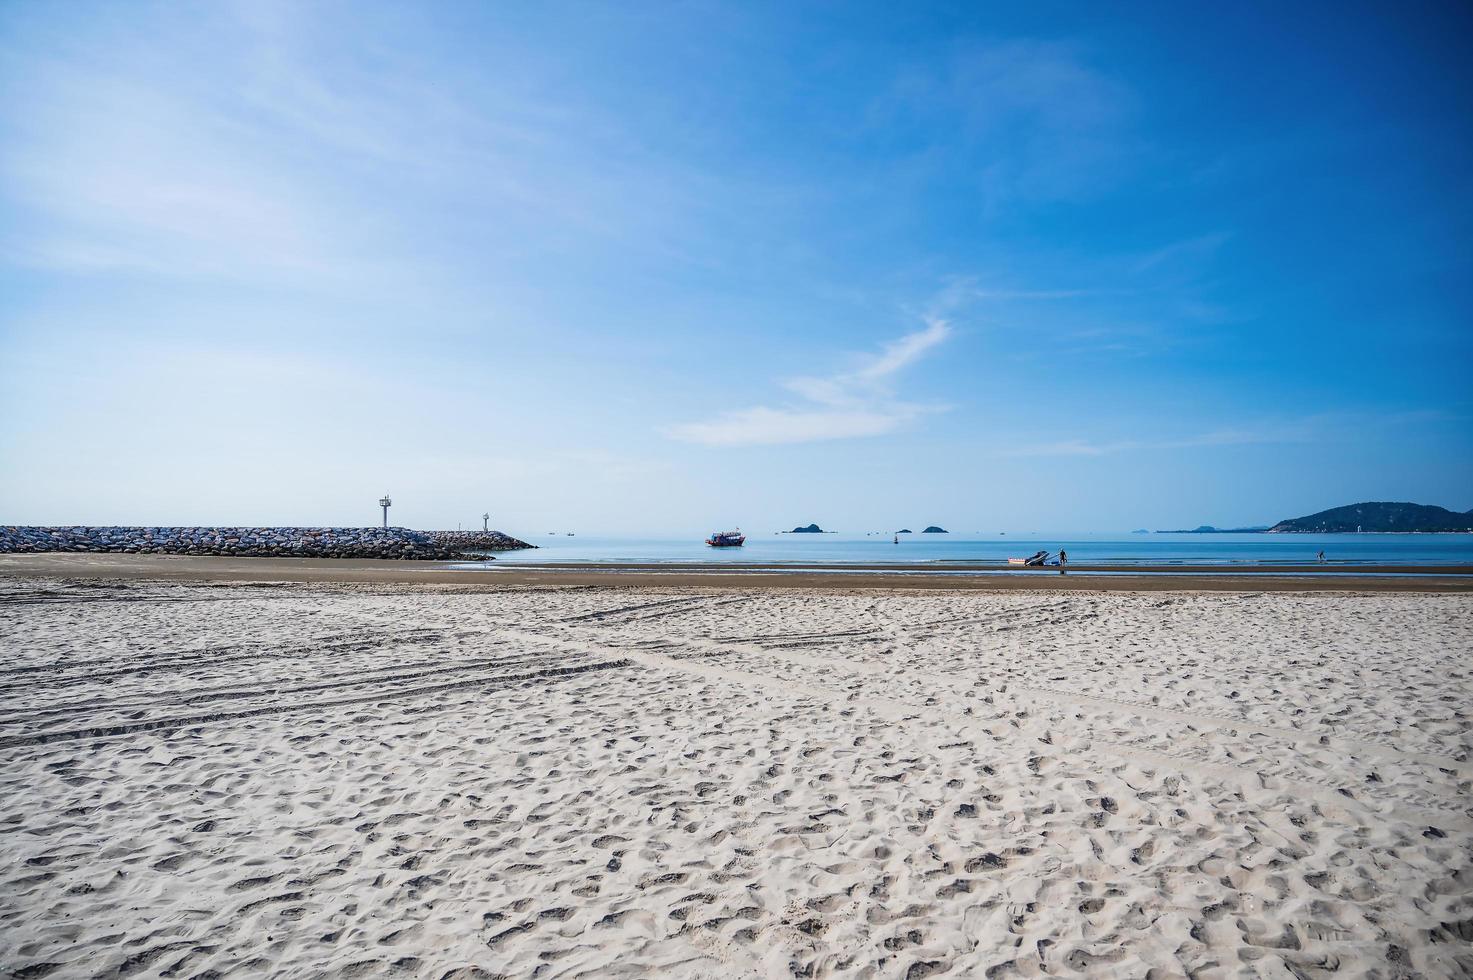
4;553;1471;592
493;559;1473;574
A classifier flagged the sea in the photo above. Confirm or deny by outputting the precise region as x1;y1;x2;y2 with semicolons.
488;532;1473;567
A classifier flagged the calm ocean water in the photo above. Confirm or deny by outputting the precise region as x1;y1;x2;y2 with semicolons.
490;532;1473;566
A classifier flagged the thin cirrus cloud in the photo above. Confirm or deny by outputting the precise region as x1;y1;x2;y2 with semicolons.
0;10;711;288
665;319;952;447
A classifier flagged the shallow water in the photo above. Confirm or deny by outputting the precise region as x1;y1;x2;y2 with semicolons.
491;532;1473;566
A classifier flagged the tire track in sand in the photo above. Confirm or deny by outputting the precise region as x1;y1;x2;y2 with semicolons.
0;658;630;751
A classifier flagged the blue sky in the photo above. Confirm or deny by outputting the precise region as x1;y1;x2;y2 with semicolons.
2;1;1469;534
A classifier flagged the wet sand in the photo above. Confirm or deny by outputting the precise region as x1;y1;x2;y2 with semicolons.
2;553;1471;592
0;572;1470;978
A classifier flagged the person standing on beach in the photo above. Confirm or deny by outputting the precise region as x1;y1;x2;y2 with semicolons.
1317;550;1326;564
1059;549;1068;575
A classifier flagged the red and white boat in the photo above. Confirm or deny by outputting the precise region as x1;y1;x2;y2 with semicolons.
706;529;745;547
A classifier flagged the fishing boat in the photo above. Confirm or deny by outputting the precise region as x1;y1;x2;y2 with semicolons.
1008;550;1050;567
706;529;746;548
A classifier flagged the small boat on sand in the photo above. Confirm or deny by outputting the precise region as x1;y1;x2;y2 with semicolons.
1008;550;1050;567
706;529;745;548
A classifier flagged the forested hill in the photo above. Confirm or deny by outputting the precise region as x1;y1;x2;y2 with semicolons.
1268;502;1473;533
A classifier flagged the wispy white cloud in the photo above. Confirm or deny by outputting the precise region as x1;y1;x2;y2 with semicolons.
2;68;335;279
849;317;950;383
925;275;1117;309
664;406;926;446
0;4;724;287
1129;231;1231;275
666;318;952;446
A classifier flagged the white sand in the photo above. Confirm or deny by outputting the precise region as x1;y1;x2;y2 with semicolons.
1;579;1469;978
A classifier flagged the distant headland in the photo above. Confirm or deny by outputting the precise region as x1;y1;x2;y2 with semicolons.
921;526;948;533
786;523;830;533
1159;501;1473;534
1268;502;1473;533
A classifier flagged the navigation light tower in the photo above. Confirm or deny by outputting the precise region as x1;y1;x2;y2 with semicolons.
379;493;392;528
482;512;490;532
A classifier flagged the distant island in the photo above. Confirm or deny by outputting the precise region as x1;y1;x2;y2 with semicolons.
1269;501;1473;533
787;523;828;533
1157;501;1473;534
921;526;948;533
896;528;912;534
1131;529;1150;534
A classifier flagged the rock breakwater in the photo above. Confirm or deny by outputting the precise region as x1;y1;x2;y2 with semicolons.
426;531;537;553
0;527;535;561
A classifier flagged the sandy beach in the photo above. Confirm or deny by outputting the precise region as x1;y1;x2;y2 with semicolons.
1;572;1470;978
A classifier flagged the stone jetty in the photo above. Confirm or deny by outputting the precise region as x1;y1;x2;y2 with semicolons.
0;527;535;561
426;531;537;554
